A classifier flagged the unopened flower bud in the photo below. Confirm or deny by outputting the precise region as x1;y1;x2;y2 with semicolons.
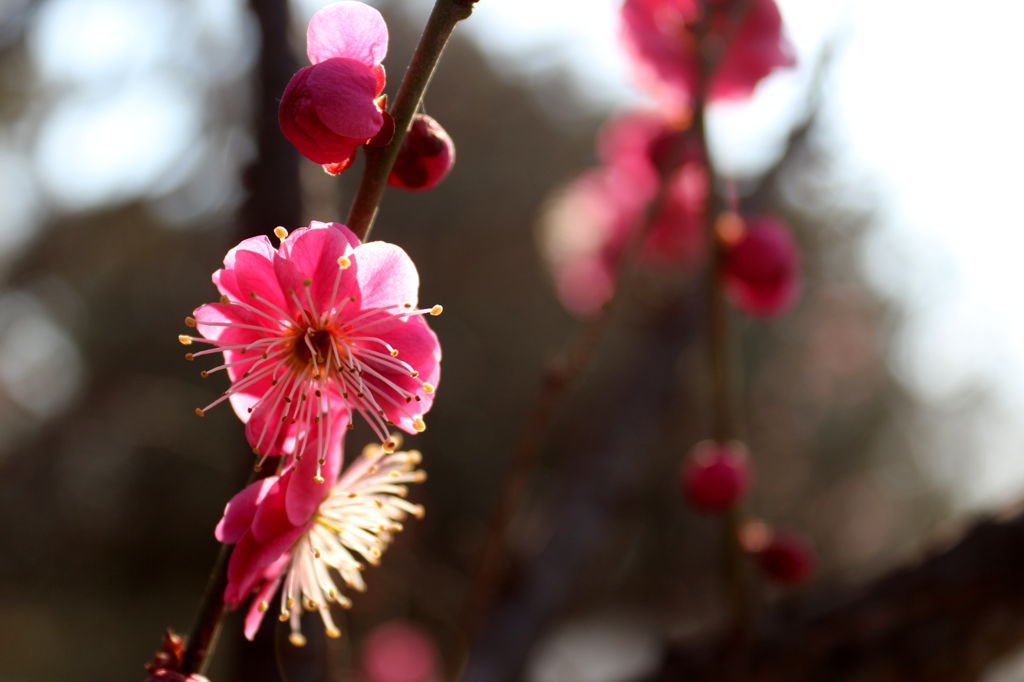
754;531;814;585
722;216;800;317
680;441;750;513
388;114;455;191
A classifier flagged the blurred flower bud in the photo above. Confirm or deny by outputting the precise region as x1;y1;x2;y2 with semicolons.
388;114;455;191
361;619;440;682
754;531;814;585
680;440;749;513
723;216;800;317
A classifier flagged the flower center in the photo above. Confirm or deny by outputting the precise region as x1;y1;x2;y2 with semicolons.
293;327;337;369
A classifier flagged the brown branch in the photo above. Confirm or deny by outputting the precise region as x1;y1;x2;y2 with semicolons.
641;508;1024;682
346;0;476;240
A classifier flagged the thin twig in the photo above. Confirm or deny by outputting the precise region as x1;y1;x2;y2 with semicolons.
461;100;710;641
346;0;476;240
692;0;755;644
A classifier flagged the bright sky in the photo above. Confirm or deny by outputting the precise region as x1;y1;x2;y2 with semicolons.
12;0;1024;506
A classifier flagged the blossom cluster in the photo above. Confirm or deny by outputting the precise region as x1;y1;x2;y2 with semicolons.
182;219;441;646
278;1;455;188
175;2;454;653
542;0;799;318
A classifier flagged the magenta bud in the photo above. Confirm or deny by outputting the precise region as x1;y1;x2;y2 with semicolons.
723;216;800;317
680;441;750;513
755;531;814;585
388;114;455;191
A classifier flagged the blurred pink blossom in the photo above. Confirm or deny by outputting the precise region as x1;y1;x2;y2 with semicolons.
722;216;800;317
216;439;426;645
182;220;442;467
541;112;707;315
280;1;390;174
361;620;440;682
620;0;794;115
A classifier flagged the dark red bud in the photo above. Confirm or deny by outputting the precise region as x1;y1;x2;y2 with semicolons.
680;441;750;513
388;114;455;191
755;531;814;585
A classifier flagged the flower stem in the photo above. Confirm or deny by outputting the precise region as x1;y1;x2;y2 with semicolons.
178;543;231;676
178;467;269;676
693;0;755;645
462;107;703;642
346;0;477;241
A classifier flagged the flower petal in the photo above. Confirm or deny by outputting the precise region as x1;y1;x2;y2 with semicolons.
215;476;280;544
353;241;420;310
307;58;384;139
242;571;283;640
306;1;388;67
279;66;366;166
285;425;346;525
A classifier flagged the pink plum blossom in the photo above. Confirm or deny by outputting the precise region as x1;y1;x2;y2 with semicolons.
216;439;426;645
620;0;795;115
181;220;441;470
388;114;456;191
722;215;800;317
279;1;390;174
541;112;707;315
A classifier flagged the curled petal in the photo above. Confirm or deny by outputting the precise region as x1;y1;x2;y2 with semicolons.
216;477;281;544
279;65;376;166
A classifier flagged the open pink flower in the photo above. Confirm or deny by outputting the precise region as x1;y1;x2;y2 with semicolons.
722;215;800;317
280;1;389;174
621;0;794;115
216;439;425;645
541;112;707;315
181;220;441;469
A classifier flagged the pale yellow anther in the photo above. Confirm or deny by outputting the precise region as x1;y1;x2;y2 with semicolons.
337;255;352;269
287;597;296;609
194;408;205;417
257;600;269;613
313;475;325;484
273;226;288;240
279;611;290;622
390;348;399;357
185;316;197;328
184;352;194;361
429;304;443;316
326;626;342;639
383;439;398;453
289;633;307;647
421;382;435;394
178;335;193;345
412;417;426;432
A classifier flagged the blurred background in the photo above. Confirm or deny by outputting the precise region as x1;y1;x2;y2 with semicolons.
0;0;1023;680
